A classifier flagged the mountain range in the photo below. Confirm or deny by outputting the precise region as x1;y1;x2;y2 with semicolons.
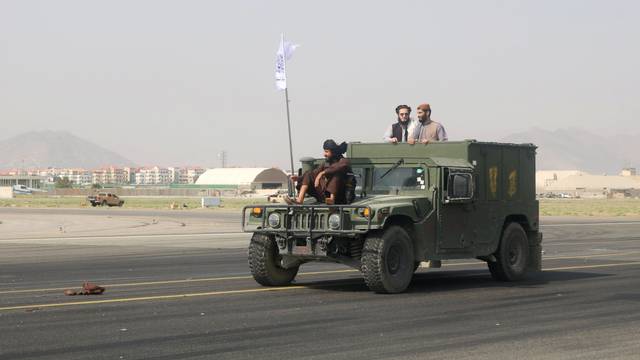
0;131;134;170
0;129;637;173
501;127;639;174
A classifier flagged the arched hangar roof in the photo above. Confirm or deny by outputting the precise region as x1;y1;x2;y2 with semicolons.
195;168;287;186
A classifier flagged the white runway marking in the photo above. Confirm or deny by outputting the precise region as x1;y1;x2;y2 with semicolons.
0;232;248;242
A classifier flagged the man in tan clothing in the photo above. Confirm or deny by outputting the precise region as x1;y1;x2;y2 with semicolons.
408;103;448;144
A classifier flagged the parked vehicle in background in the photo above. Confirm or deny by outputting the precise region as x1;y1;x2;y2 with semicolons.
12;184;44;194
87;193;124;207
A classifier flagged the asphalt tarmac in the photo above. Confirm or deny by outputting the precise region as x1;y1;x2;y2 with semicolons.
1;209;640;360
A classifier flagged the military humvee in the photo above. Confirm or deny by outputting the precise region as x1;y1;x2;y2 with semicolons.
242;140;542;293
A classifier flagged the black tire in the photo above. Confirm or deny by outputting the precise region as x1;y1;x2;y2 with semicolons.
488;222;530;281
91;203;97;207
361;225;415;293
248;233;299;286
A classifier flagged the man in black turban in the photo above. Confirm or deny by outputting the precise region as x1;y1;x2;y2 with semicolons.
286;139;352;205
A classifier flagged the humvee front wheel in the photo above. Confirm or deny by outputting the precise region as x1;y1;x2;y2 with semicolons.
488;222;530;281
361;225;415;293
248;233;299;286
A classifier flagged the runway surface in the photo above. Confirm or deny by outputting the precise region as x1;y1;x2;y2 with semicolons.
1;209;639;359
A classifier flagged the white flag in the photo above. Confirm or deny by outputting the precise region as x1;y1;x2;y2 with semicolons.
275;34;299;90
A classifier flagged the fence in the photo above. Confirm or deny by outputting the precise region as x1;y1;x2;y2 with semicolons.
46;188;238;197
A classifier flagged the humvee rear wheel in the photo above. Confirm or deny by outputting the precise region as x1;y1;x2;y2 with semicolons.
248;233;299;286
488;222;530;281
361;225;415;294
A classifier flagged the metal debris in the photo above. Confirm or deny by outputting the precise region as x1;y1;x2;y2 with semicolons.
64;282;106;295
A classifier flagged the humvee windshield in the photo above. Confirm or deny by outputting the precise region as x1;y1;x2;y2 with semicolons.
351;166;427;196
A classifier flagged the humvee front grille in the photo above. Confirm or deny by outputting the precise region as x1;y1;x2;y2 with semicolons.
291;212;326;231
242;204;373;235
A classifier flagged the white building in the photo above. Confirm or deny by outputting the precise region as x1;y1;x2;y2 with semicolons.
179;167;205;184
538;171;640;198
536;170;586;191
168;167;181;184
195;168;287;190
92;167;127;185
135;167;172;185
58;168;92;185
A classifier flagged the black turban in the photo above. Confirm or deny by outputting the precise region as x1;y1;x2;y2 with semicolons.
323;139;347;155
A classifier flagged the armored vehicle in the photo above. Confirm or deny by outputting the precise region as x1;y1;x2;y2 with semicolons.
242;141;542;293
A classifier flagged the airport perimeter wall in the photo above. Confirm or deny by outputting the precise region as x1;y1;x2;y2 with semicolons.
46;188;241;197
0;187;13;199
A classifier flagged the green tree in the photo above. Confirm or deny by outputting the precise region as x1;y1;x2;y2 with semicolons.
54;177;73;188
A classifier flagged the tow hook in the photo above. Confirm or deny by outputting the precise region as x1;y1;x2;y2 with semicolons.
318;236;331;252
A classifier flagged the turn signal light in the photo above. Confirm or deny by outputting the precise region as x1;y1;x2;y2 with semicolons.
251;207;264;217
358;208;372;218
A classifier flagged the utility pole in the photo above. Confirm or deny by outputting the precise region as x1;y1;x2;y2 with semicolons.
218;151;227;168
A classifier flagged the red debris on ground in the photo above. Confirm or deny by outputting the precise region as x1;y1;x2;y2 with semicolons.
63;282;106;296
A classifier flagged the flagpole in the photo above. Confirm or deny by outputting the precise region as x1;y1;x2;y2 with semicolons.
284;87;295;176
282;33;295;176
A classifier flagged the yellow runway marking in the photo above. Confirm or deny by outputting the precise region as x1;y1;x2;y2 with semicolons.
1;261;639;312
0;286;304;312
544;261;640;271
543;251;640;260
2;251;639;295
0;261;640;311
0;269;357;295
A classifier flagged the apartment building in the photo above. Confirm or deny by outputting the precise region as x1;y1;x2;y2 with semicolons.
59;169;92;185
134;166;171;185
92;167;127;185
179;167;205;184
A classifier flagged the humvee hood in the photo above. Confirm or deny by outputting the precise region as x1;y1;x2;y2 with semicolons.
353;195;425;207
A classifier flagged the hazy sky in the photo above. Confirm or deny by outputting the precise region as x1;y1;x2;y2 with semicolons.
1;0;639;169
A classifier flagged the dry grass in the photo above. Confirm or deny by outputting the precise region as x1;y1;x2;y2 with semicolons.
539;199;640;217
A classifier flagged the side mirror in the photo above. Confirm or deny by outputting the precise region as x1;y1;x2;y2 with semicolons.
445;173;474;203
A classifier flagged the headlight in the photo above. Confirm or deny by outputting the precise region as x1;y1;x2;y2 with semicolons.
268;213;281;228
328;213;341;230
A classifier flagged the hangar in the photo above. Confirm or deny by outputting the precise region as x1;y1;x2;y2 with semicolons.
541;173;640;198
0;175;45;189
195;168;288;190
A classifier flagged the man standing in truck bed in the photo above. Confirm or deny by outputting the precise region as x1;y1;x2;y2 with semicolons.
409;103;448;144
383;104;414;143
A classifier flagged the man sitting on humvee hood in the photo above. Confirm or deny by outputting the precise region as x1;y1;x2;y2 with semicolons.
285;139;352;205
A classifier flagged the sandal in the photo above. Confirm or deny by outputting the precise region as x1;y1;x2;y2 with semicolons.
283;196;300;205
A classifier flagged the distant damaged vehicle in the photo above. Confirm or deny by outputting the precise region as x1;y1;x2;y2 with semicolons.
87;192;124;207
242;141;542;293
